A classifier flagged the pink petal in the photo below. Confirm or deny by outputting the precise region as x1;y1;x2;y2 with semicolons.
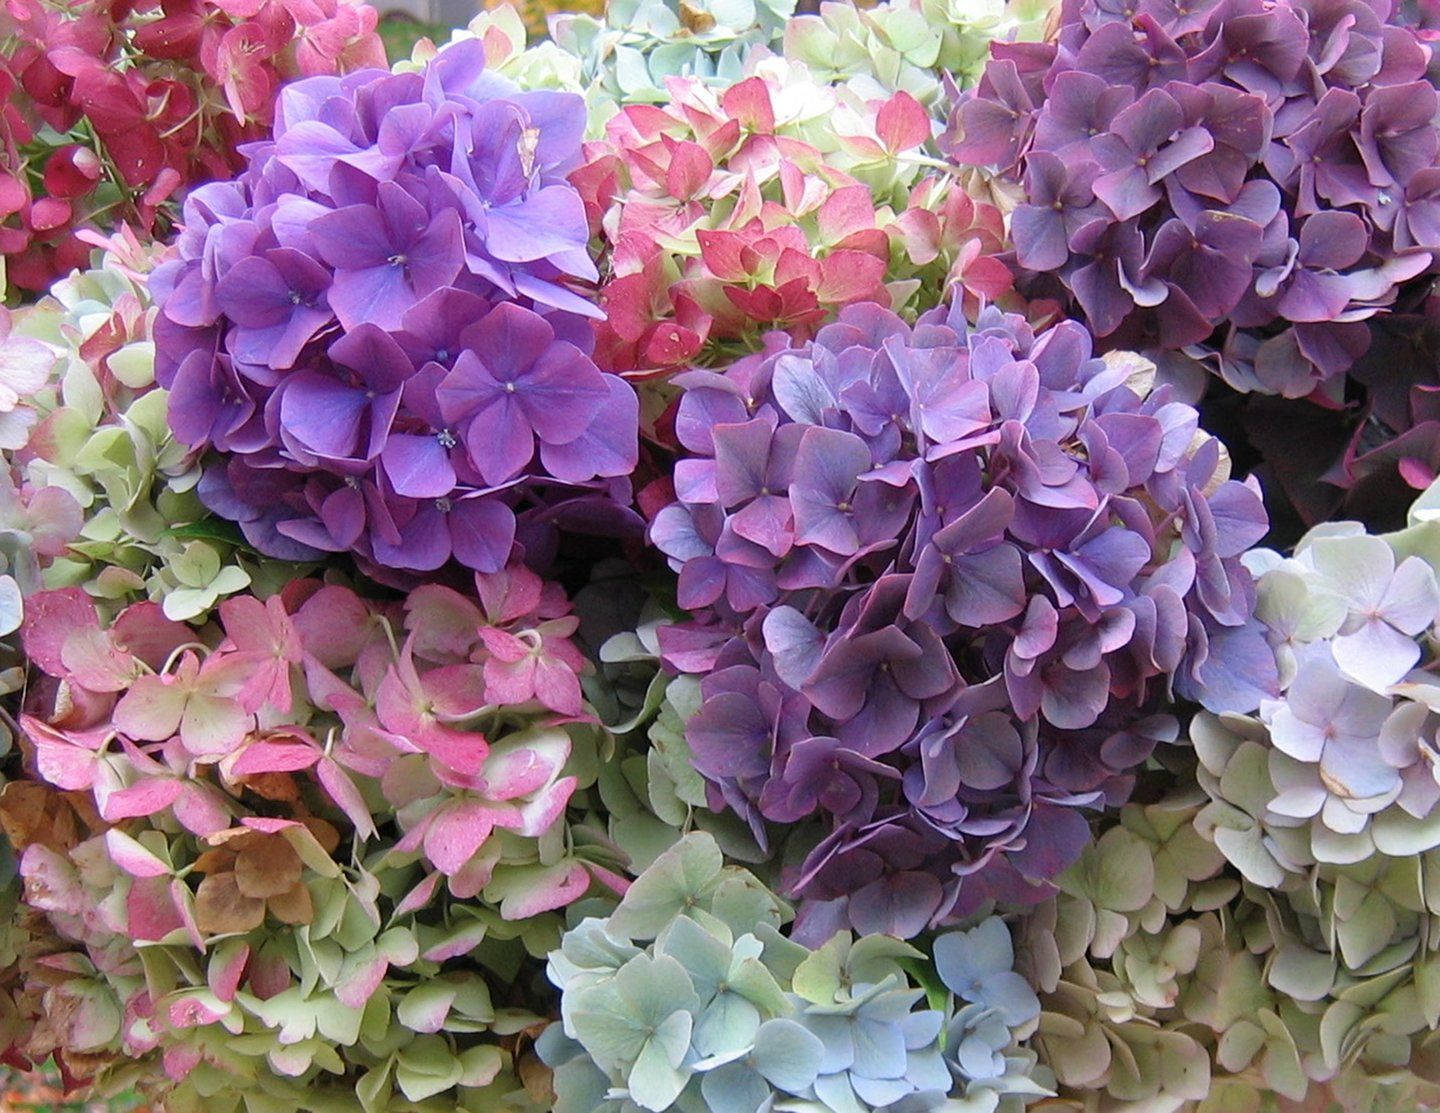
515;776;577;836
532;657;582;715
875;92;930;152
422;798;496;875
231;739;322;775
102;778;185;822
127;875;184;940
318;755;377;839
23;716;100;790
394;870;443;917
498;861;590;920
113;674;188;741
106;829;171;878
208;942;251;1002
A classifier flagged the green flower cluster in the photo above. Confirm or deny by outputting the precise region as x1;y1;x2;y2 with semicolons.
1019;793;1440;1111
540;833;1046;1113
0;238;299;624
421;0;1053;136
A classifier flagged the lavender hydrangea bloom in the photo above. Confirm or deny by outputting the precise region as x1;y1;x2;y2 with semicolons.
150;40;640;576
949;0;1439;400
653;302;1277;941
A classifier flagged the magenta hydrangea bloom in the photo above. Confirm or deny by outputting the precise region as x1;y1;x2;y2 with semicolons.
652;301;1277;941
949;0;1440;401
150;39;641;577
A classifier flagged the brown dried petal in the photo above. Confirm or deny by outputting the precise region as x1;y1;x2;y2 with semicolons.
234;836;303;899
0;782;98;854
204;827;265;850
300;816;341;854
238;772;302;803
192;848;237;874
266;881;313;926
193;873;266;935
679;0;716;32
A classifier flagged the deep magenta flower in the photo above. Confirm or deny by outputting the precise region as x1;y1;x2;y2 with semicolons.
151;38;640;577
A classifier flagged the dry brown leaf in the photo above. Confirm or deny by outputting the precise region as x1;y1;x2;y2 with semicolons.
234;837;302;899
266;881;314;926
193;873;266;935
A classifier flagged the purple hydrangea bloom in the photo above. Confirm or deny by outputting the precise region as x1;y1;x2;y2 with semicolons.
652;302;1277;941
948;0;1439;401
150;40;641;576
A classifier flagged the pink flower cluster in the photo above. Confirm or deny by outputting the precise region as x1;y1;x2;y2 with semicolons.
17;563;604;911
0;0;385;292
573;69;1017;385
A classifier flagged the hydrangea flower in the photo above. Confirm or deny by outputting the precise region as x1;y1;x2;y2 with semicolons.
550;0;796;121
539;832;1044;1113
784;0;1054;110
950;0;1440;401
651;299;1275;938
1184;479;1440;869
1019;794;1440;1112
1;236;293;623
574;56;1018;386
150;38;642;578
2;566;626;1104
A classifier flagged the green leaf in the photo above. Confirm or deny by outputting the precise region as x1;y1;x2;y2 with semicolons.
726;954;789;1016
395;1035;463;1101
791;934;846;1005
1371;808;1440;856
567;953;697;1073
314;996;364;1046
1062;827;1155;913
707;875;786;938
398;981;459;1034
1215;1019;1265;1072
846;934;922;984
1266;945;1335;1002
170;541;222;588
457;1044;504;1087
108;341;156;389
658;913;733;991
1211;827;1287;890
356;1059;393;1113
166;516;248;548
608;833;724;940
1257;1010;1306;1100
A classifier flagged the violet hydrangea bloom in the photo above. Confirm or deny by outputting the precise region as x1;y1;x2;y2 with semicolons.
652;301;1277;941
949;0;1440;400
150;39;640;576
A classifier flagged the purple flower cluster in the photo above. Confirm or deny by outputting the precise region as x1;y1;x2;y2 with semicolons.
950;0;1439;400
652;302;1277;942
150;40;640;575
